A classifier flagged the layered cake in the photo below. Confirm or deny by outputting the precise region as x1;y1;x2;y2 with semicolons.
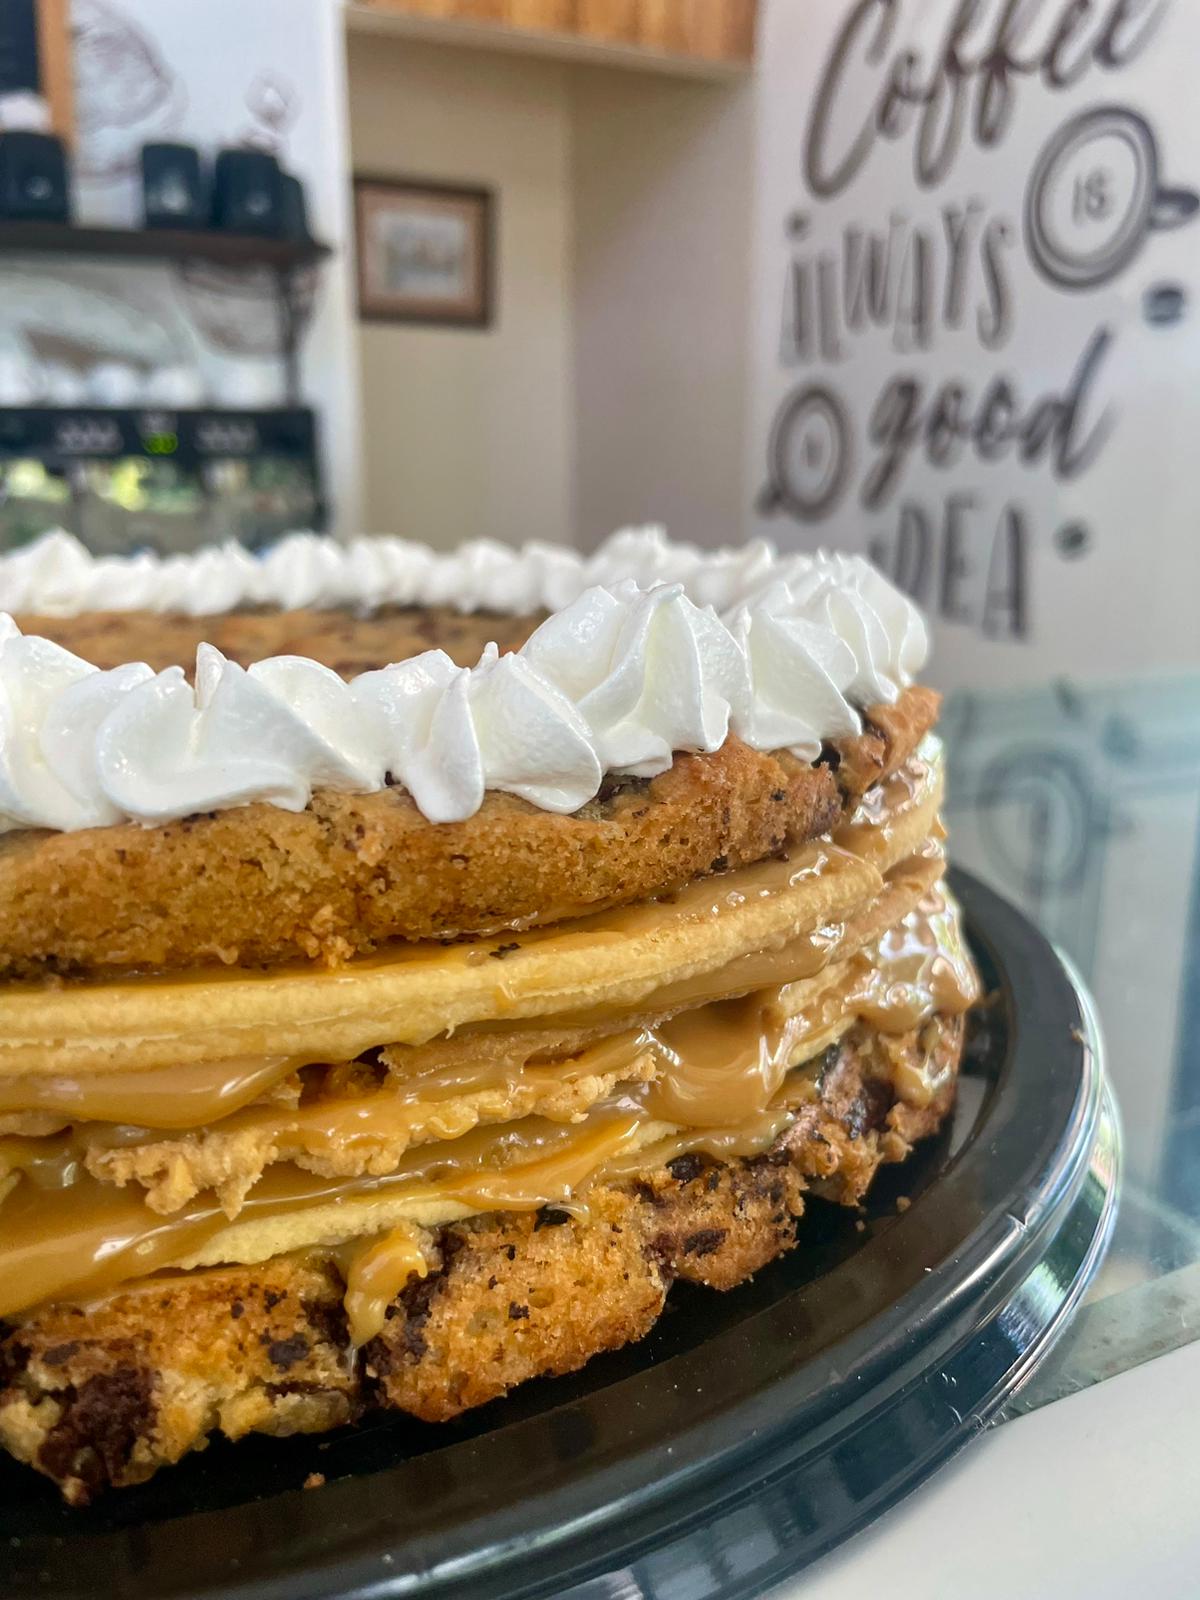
0;528;978;1503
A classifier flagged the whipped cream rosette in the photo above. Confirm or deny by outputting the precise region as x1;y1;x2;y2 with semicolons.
0;527;925;832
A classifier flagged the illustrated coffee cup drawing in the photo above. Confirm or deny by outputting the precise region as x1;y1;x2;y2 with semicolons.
1026;106;1199;292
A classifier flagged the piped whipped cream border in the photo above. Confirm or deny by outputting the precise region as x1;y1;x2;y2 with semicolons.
0;527;926;833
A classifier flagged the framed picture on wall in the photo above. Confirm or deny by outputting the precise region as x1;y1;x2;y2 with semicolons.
353;176;493;328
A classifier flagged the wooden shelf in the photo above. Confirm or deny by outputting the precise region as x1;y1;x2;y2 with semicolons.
0;220;331;270
346;0;756;80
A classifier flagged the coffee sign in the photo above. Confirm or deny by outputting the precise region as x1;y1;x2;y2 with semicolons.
748;0;1200;686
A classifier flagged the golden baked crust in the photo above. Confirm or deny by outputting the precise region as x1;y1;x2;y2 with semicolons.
13;605;538;676
839;687;942;797
0;690;938;980
0;1016;961;1503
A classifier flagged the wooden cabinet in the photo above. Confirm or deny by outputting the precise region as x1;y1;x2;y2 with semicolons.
350;0;757;74
577;0;755;60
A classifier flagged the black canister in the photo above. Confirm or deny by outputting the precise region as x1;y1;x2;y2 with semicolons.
211;146;283;236
0;131;69;222
141;141;208;229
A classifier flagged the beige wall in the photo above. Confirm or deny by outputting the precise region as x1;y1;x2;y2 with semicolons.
570;68;755;551
348;34;574;548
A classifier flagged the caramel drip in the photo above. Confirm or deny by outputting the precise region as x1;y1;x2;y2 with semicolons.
548;914;848;1030
0;1020;644;1134
645;997;795;1126
833;749;933;860
0;1055;298;1130
0;1133;84;1191
0;1031;660;1209
447;845;944;1045
847;890;978;1031
0;1109;646;1321
0;1178;227;1321
2;1082;792;1326
599;1107;798;1184
0;885;976;1203
335;1224;429;1347
0;884;976;1323
641;884;977;1127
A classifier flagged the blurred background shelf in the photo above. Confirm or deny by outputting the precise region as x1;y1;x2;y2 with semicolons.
0;221;331;270
0;405;318;460
346;0;757;79
0;406;324;552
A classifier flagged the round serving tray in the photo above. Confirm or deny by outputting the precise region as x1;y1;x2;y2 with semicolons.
2;869;1118;1600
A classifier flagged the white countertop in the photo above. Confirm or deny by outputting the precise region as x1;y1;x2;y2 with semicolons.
787;1338;1200;1600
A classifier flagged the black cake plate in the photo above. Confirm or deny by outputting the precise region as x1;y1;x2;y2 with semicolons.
1;869;1119;1600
